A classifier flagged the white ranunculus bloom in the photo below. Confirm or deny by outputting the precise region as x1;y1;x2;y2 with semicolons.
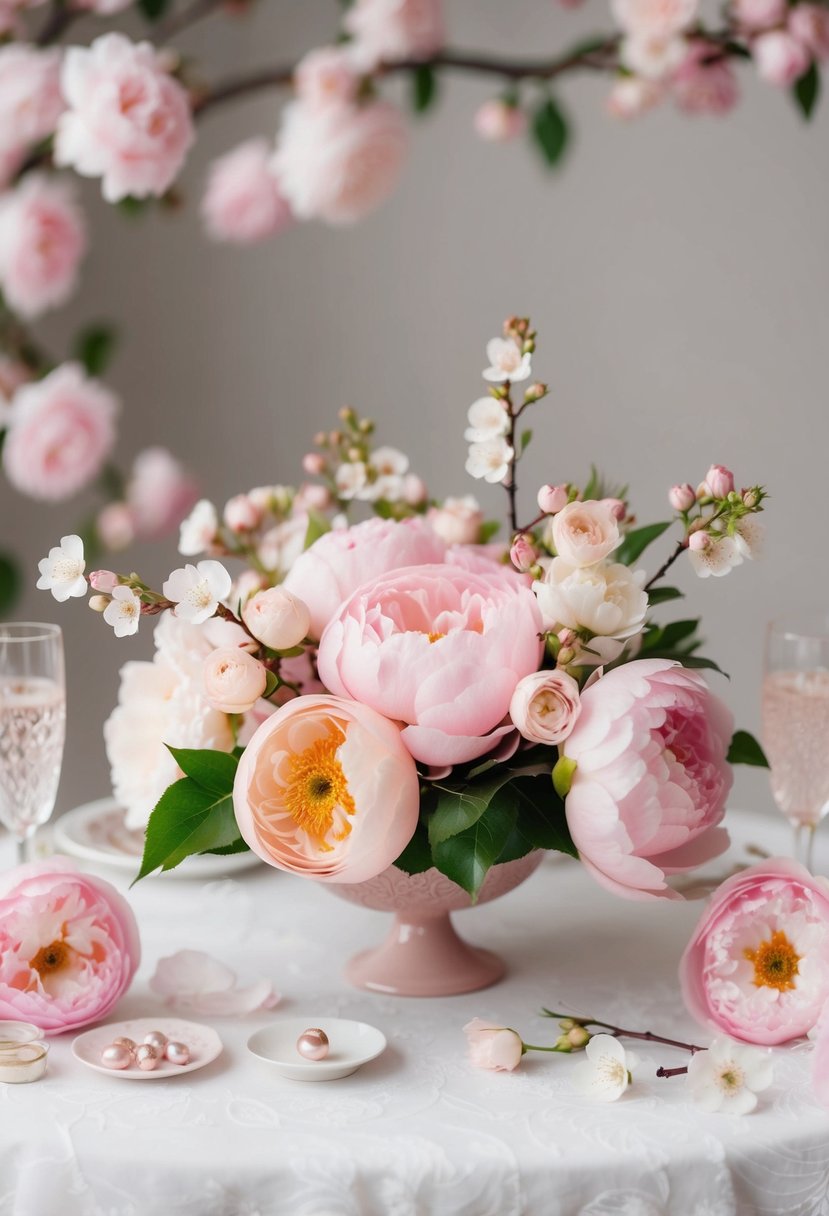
464;396;510;442
36;534;87;602
534;557;648;641
465;436;514;484
102;585;141;637
687;1038;773;1115
482;336;532;383
178;498;218;557
571;1035;638;1102
163;560;232;624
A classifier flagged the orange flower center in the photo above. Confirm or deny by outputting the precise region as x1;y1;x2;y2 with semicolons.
284;724;356;851
30;940;71;977
744;930;801;991
427;631;445;643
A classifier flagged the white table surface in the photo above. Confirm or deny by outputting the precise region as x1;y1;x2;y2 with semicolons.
1;810;828;1216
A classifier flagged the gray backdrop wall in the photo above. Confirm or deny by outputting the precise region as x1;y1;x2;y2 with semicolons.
3;0;826;822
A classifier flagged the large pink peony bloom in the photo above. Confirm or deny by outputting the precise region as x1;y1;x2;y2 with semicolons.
563;659;733;901
680;859;829;1045
0;44;63;159
273;98;408;225
55;33;194;202
234;694;420;883
0;857;140;1034
0;174;86;319
202;138;293;244
284;515;445;639
318;563;543;766
345;0;445;68
2;362;117;501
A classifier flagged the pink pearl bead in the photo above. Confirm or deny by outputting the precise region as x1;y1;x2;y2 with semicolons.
101;1044;133;1070
164;1041;190;1066
296;1028;329;1061
135;1044;159;1071
112;1037;136;1053
143;1031;168;1052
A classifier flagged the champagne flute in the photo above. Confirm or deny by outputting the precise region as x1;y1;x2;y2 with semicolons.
0;623;66;866
762;615;829;872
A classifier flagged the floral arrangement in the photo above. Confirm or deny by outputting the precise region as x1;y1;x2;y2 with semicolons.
0;0;824;609
40;316;770;904
0;857;140;1033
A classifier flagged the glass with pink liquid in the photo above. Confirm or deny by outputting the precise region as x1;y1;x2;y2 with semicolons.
762;615;829;872
0;623;65;867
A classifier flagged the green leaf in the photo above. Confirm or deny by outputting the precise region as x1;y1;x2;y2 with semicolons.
616;521;672;567
166;746;238;796
552;755;577;799
793;62;820;120
117;196;151;218
582;465;601;500
138;0;171;17
520;428;533;455
647;586;684;606
394;823;434;874
496;776;576;862
432;797;518;901
263;670;280;699
428;771;515;848
411;64;439;114
478;520;501;543
681;655;729;678
0;551;20;618
658;618;700;649
531;97;570;169
134;777;241;882
74;325;117;377
727;730;769;768
203;837;250;857
304;509;330;551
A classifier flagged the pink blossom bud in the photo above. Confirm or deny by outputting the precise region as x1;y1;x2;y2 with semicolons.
754;29;811;86
557;628;578;648
669;483;696;512
97;502;135;551
600;497;627;522
89;569;118;593
402;473;428;507
689;531;710;551
302;452;326;476
242;586;311;651
788;3;829;60
474;99;527;142
223;494;262;533
202;647;268;715
733;0;787;31
742;488;760;508
89;594;110;613
293;482;333;513
510;534;537;573
537;484;569;515
704;464;735;499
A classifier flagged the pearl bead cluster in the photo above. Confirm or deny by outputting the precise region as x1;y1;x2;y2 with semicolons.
100;1030;191;1072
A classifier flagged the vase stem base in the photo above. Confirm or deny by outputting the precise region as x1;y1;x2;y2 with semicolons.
344;912;505;997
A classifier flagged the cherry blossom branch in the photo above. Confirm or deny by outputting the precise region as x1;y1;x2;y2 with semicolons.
541;1009;706;1055
644;538;688;591
656;1063;690;1078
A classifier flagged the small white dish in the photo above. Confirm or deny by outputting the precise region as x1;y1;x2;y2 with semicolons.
54;799;261;879
72;1017;222;1080
247;1017;386;1082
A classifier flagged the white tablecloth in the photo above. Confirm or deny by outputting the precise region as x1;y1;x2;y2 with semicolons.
1;811;828;1216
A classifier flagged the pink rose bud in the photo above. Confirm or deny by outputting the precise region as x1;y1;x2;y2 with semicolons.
600;497;627;522
510;534;537;573
302;452;326;476
90;569;118;593
463;1018;523;1071
689;531;710;551
474;99;527;142
401;472;428;507
788;3;829;59
243;586;311;651
742;488;760;508
203;647;268;715
704;464;735;499
753;29;811;86
223;494;262;533
669;483;696;512
537;484;569;515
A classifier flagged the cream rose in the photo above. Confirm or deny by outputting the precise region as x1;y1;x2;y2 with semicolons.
242;587;311;651
509;669;582;745
552;500;621;568
203;647;268;715
534;558;648;646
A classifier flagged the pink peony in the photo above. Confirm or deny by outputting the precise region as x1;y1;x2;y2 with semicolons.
344;0;445;68
233;694;420;883
202;138;293;244
284;515;445;639
294;46;360;109
753;29;811;85
273;98;408;225
126;446;199;541
672;42;740;114
0;174;86;319
0;44;63;158
0;857;140;1034
317;563;543;766
680;860;829;1045
563;659;733;901
474;100;527;142
2;363;117;501
55;33;194;203
463;1018;523;1071
789;4;829;59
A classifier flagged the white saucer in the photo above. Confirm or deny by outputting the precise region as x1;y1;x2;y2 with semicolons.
54;798;261;879
247;1018;386;1081
72;1017;222;1080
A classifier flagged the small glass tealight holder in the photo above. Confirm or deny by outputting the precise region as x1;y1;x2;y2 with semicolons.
0;1021;48;1083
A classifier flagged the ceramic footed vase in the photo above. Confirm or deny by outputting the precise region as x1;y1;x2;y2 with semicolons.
331;852;543;997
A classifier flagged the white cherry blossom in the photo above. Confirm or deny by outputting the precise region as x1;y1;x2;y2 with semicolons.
688;533;743;579
103;585;142;637
335;460;368;500
571;1034;638;1102
465;436;514;484
36;534;87;602
464;396;510;442
163;560;232;624
687;1037;773;1115
483;337;532;383
179;499;218;557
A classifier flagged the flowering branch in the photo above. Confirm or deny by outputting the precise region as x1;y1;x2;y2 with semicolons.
540;1009;707;1056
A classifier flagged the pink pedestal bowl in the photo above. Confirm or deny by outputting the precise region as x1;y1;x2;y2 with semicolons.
330;852;543;997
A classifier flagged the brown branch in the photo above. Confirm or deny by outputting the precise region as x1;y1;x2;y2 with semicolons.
644;539;688;592
36;2;77;46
